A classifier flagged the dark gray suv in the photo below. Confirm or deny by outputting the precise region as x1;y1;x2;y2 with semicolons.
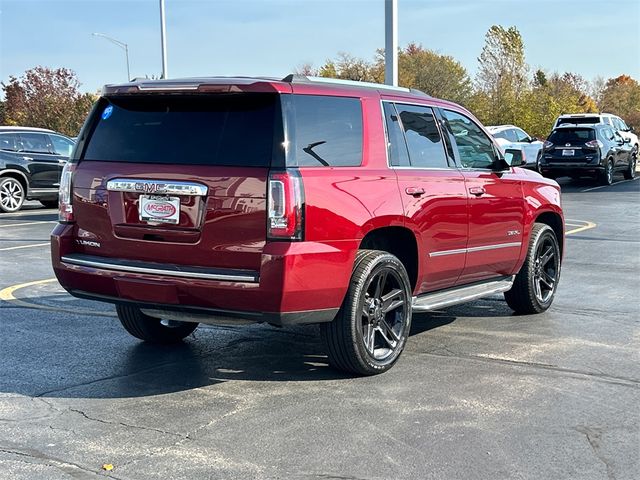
0;126;75;212
538;124;636;185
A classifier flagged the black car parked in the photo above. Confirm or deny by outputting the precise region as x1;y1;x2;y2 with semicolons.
538;124;636;185
0;127;75;213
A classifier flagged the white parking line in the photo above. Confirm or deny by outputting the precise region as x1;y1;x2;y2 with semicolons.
0;209;56;217
0;221;56;228
0;242;50;252
581;177;639;192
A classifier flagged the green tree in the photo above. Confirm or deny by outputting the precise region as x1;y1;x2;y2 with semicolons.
1;66;96;136
473;25;529;125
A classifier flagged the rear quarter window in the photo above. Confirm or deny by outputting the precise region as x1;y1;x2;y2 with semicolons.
82;94;280;167
286;95;363;167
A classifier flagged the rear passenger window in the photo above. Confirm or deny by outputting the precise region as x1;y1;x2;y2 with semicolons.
288;95;363;167
382;102;410;167
395;104;448;168
442;110;496;169
0;133;19;152
19;133;51;154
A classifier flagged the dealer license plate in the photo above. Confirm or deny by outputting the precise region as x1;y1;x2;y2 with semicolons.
562;149;575;156
139;195;180;224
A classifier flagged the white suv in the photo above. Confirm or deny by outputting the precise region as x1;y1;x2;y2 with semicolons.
553;113;638;155
486;125;543;169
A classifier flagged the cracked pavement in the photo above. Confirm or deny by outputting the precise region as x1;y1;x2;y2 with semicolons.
0;177;638;479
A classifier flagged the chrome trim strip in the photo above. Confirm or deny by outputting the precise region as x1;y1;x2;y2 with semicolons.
429;241;522;258
412;276;515;312
106;179;208;196
137;84;199;91
61;256;257;283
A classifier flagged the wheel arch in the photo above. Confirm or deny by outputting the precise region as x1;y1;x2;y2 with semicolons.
358;226;419;292
0;169;29;192
535;211;564;257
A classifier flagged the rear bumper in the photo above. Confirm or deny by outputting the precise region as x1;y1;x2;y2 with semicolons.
51;224;356;325
539;163;604;177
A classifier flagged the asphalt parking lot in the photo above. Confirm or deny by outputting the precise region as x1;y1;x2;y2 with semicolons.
0;176;638;480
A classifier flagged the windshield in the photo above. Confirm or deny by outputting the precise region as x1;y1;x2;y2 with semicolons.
83;94;281;167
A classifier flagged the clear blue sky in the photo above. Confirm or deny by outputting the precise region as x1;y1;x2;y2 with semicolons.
1;0;639;95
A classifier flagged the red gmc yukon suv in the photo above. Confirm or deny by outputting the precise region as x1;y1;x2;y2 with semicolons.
51;75;564;375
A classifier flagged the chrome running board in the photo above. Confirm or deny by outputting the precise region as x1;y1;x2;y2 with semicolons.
412;276;515;312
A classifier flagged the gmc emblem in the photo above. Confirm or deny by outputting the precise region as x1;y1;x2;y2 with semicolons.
135;182;165;193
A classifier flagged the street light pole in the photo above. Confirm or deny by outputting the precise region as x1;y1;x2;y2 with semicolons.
384;0;398;86
92;32;130;81
159;0;168;79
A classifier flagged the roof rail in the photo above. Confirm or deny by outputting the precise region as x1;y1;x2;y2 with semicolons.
281;74;429;97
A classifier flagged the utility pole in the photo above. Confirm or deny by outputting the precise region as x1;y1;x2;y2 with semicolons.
384;0;398;86
159;0;168;79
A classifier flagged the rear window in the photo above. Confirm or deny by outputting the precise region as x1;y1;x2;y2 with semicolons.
548;128;595;144
557;117;600;126
83;94;280;166
286;95;363;167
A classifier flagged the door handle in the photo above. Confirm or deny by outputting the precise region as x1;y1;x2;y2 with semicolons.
22;156;33;161
469;186;486;196
405;187;425;197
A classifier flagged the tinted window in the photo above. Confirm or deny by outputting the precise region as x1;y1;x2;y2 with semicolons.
288;95;362;167
396;104;448;168
51;135;74;157
84;94;279;166
19;133;51;154
514;128;530;142
0;133;19;152
442;110;496;169
383;102;410;167
557;117;600;126
548;128;595;144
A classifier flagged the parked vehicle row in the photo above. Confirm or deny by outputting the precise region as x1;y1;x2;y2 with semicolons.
487;112;638;184
51;75;564;375
0;126;75;212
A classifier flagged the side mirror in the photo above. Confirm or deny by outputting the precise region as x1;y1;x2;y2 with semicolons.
504;148;525;167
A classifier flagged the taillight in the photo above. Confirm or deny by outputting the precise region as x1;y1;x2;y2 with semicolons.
543;141;554;150
585;140;603;149
59;162;76;223
267;170;304;240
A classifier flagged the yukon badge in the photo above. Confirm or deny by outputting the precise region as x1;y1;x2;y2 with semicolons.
76;239;101;248
507;230;521;237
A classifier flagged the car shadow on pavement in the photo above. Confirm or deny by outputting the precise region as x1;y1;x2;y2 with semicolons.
1;297;517;399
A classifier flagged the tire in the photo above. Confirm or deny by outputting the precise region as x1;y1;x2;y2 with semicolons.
505;223;561;314
320;249;413;375
623;149;637;180
39;199;59;209
116;305;198;343
0;177;26;213
599;159;614;186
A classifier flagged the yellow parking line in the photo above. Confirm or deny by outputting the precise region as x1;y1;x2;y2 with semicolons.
566;221;597;236
0;278;116;317
0;242;50;252
0;221;56;228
